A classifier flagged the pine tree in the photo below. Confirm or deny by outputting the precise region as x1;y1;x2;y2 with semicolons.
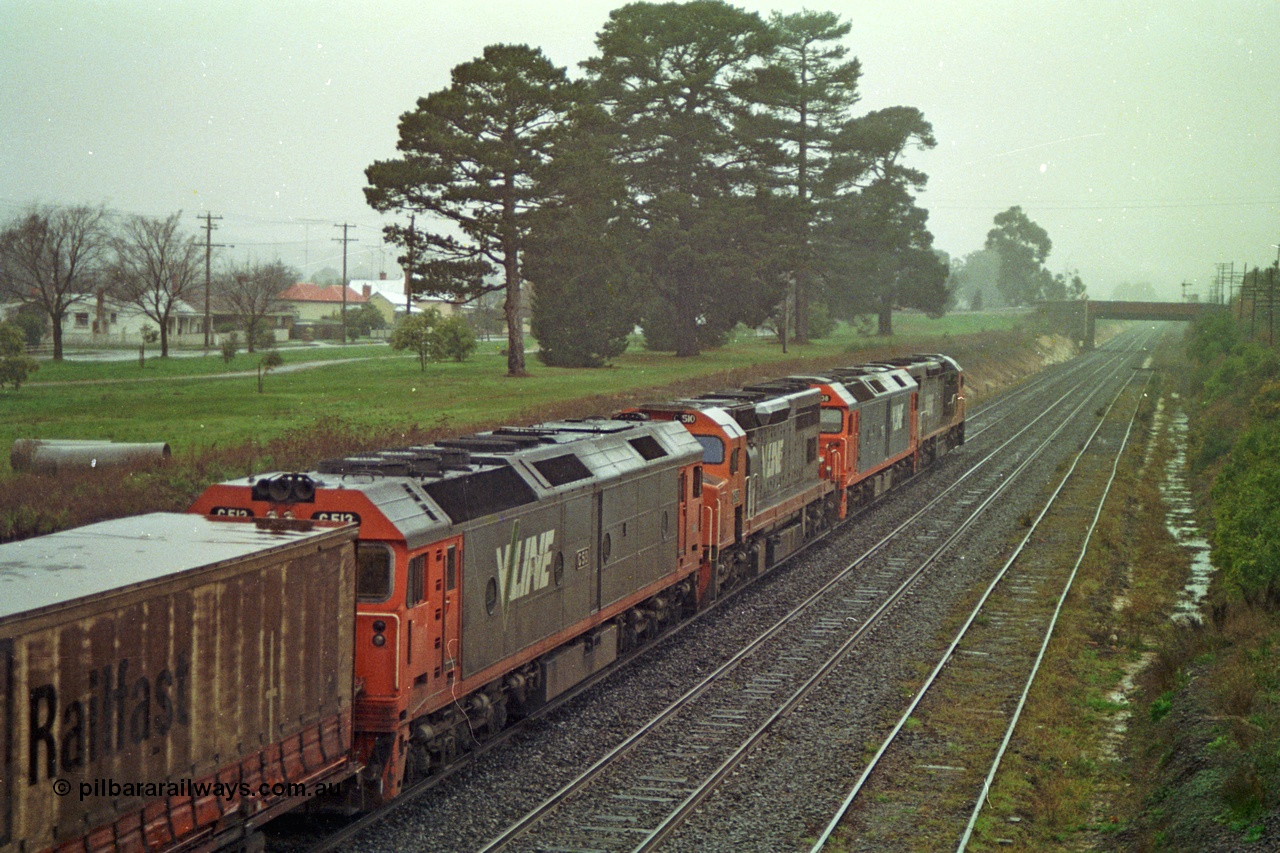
583;1;782;357
753;10;862;343
365;45;579;376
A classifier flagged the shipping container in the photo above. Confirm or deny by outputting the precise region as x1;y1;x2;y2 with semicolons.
0;513;357;853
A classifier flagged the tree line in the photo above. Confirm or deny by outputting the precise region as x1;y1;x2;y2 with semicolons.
364;2;955;373
2;1;1086;380
0;204;305;361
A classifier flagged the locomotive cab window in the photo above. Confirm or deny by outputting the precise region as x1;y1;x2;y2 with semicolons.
696;435;725;465
356;542;394;603
819;408;843;434
407;554;426;606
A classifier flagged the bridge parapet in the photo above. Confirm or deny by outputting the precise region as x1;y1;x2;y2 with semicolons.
1083;300;1220;348
1032;300;1222;349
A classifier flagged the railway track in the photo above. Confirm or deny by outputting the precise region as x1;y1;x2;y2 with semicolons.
811;354;1154;852
299;329;1163;852
464;334;1158;852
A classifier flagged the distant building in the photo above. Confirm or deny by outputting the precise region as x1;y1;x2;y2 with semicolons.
276;282;370;323
60;292;207;346
350;275;457;325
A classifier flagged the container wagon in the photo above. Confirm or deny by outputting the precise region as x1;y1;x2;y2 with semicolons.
0;513;357;853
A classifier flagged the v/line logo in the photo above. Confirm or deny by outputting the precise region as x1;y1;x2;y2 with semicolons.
495;529;556;606
762;439;784;479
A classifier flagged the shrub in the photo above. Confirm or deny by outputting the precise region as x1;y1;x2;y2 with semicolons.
389;310;475;368
1211;421;1280;602
220;332;240;363
10;304;47;347
807;301;837;339
432;315;476;363
251;325;277;352
257;350;284;393
0;322;39;389
1186;310;1240;367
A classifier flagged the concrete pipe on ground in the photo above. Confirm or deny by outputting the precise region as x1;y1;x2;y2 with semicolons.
11;439;171;473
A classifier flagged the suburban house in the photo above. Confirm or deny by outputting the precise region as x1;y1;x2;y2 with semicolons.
60;293;206;346
276;282;370;322
52;291;292;347
349;276;457;325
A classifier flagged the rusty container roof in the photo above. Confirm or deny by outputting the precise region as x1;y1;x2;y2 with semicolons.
0;512;347;622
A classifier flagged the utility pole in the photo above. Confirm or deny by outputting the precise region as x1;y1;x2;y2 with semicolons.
334;223;358;344
198;213;231;349
404;214;417;315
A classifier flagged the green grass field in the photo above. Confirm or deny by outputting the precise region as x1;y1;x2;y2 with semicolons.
3;312;1023;476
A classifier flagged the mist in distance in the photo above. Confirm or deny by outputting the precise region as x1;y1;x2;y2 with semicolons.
1;0;1276;300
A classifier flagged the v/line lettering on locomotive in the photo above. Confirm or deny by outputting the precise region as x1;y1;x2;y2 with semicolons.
761;439;784;480
496;528;557;606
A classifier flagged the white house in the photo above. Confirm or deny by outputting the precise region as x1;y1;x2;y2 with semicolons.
350;276;457;324
60;293;206;346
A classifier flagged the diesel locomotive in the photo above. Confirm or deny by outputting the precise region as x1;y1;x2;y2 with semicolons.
3;354;962;852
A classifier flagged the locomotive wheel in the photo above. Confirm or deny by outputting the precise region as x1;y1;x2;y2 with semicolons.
404;738;432;786
489;696;509;736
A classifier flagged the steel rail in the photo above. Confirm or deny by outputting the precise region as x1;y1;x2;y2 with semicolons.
953;368;1153;851
808;356;1153;852
307;334;1151;853
633;345;1149;853
477;344;1140;853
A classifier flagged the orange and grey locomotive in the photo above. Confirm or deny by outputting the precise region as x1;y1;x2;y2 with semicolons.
1;353;964;852
190;417;705;804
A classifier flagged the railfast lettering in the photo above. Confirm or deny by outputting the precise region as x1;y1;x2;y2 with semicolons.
27;654;191;785
891;403;905;432
495;530;556;605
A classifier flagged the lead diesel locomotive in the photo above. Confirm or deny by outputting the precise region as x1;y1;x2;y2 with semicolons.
187;354;965;810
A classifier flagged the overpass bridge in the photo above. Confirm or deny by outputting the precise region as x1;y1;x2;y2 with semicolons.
1037;300;1222;348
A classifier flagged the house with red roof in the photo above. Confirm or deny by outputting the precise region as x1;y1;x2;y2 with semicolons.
277;282;369;323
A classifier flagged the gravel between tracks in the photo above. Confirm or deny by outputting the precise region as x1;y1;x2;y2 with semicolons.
330;337;1146;852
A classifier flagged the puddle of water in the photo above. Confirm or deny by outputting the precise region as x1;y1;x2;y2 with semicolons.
1160;398;1215;625
1100;394;1216;762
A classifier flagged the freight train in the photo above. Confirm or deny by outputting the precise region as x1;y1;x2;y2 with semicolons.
2;354;962;852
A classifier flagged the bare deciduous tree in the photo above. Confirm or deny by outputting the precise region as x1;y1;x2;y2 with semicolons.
107;212;203;357
215;259;295;352
0;204;109;359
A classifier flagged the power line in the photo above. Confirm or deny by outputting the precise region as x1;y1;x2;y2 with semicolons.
197;212;232;349
926;198;1280;212
333;223;358;345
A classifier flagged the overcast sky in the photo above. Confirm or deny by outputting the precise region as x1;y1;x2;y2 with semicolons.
2;0;1277;300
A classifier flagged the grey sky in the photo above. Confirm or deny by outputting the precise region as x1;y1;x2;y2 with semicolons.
2;0;1277;300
